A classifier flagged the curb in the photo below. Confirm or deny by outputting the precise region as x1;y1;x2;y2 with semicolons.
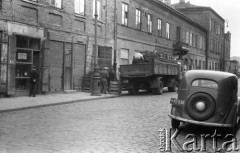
0;94;122;114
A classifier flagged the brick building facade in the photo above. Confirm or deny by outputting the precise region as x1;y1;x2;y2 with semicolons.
0;0;115;96
0;0;227;97
172;0;229;71
116;0;207;71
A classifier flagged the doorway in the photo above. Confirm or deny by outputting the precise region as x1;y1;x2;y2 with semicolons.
64;50;72;90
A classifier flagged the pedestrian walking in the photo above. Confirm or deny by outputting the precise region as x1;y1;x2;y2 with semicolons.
29;65;39;97
100;67;109;94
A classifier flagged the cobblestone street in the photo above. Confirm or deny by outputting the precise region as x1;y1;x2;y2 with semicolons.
0;89;239;153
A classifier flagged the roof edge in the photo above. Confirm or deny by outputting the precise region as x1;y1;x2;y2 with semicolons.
176;7;225;22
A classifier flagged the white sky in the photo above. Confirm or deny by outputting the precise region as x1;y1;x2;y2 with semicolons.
171;0;240;57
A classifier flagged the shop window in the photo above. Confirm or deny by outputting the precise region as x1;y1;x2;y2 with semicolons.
120;49;129;65
97;46;112;68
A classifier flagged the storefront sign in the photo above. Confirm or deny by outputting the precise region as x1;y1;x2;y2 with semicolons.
17;53;27;60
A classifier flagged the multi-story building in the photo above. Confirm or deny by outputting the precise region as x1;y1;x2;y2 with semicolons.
172;0;227;71
116;0;207;71
0;0;115;96
0;0;216;97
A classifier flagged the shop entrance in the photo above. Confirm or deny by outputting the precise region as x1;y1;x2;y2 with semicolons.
15;35;40;96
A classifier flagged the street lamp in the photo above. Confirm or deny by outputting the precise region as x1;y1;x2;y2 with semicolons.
91;0;101;96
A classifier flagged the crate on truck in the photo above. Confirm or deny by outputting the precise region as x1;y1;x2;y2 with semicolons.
119;51;181;95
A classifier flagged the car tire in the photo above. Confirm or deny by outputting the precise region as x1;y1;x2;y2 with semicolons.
186;93;216;121
171;119;180;129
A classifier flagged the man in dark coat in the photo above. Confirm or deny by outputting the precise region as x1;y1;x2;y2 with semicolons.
29;66;39;97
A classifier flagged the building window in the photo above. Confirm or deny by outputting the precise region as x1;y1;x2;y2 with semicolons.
219;43;222;54
122;3;128;25
158;19;162;36
195;35;198;48
166;22;170;39
189;32;193;46
51;0;62;9
209;20;212;31
75;0;85;15
120;49;129;65
147;14;152;33
185;31;189;44
135;9;141;30
98;46;112;68
210;39;214;52
217;25;221;35
93;0;101;19
199;36;203;49
203;37;206;51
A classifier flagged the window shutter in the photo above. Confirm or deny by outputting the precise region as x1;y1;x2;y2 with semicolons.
7;35;16;95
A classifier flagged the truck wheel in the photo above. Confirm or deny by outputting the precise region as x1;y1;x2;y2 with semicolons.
171;119;180;129
155;81;163;95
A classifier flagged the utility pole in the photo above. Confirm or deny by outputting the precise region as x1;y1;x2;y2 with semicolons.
91;0;101;96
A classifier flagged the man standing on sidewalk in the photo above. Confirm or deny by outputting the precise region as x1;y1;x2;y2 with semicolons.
29;66;39;97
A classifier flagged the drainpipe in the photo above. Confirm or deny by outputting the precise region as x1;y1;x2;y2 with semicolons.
206;31;209;70
113;0;117;72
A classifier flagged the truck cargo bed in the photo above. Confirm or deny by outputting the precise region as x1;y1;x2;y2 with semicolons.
120;61;178;78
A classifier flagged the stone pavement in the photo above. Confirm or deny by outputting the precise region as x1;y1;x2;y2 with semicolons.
0;92;121;113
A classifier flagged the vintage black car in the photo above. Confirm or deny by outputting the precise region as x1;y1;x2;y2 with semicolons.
169;70;240;133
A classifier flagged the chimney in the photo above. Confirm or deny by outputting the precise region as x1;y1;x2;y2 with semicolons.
180;0;185;3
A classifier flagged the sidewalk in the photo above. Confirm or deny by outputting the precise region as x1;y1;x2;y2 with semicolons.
0;92;121;113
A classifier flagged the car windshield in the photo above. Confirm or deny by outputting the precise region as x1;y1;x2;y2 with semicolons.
191;79;218;89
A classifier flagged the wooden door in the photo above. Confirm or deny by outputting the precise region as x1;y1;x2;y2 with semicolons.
49;41;63;92
64;51;72;90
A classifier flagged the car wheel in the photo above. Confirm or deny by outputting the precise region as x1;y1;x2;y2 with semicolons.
172;119;180;129
186;93;216;121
